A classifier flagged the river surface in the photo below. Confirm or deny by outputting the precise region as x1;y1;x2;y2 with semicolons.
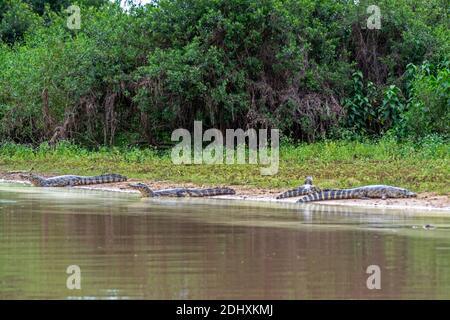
1;182;450;299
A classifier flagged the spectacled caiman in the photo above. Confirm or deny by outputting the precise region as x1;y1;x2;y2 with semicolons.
276;176;321;199
297;185;417;203
129;182;236;198
21;173;127;187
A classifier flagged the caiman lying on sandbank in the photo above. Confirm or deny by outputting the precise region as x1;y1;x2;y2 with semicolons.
297;185;417;203
21;173;127;187
129;182;236;198
276;176;321;199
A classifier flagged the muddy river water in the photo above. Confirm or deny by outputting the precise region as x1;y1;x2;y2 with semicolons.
1;183;450;299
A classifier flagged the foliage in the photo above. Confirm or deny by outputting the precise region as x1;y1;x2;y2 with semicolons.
0;1;42;44
0;0;448;146
397;60;450;137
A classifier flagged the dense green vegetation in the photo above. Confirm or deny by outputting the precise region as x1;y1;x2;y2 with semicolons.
1;137;449;193
0;0;448;146
0;0;448;193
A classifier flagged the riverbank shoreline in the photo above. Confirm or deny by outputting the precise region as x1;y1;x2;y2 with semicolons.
1;140;449;195
2;172;449;213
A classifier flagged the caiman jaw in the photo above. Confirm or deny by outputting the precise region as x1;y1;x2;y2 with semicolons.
128;183;154;197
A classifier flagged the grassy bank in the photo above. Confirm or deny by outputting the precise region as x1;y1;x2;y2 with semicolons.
0;137;449;194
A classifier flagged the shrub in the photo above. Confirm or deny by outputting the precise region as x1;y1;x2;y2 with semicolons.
395;60;449;138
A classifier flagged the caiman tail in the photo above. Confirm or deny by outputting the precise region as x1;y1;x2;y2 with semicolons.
80;174;128;185
297;185;416;203
297;189;359;203
276;188;312;199
276;176;316;199
184;187;236;197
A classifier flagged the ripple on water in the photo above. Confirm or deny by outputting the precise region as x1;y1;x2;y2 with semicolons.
0;199;17;203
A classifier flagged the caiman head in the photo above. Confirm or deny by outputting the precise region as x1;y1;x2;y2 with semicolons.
402;189;417;198
128;183;155;197
304;176;313;185
386;187;417;198
20;173;45;187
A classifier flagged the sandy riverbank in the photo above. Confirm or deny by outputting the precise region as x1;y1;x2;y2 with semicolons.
1;172;449;212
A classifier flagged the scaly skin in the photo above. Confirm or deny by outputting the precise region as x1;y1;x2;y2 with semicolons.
276;176;321;199
129;183;236;198
22;173;127;187
297;185;417;203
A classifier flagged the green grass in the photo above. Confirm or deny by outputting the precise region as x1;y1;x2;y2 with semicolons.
0;137;449;194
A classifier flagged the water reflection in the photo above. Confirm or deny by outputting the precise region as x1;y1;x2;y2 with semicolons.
1;183;450;299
